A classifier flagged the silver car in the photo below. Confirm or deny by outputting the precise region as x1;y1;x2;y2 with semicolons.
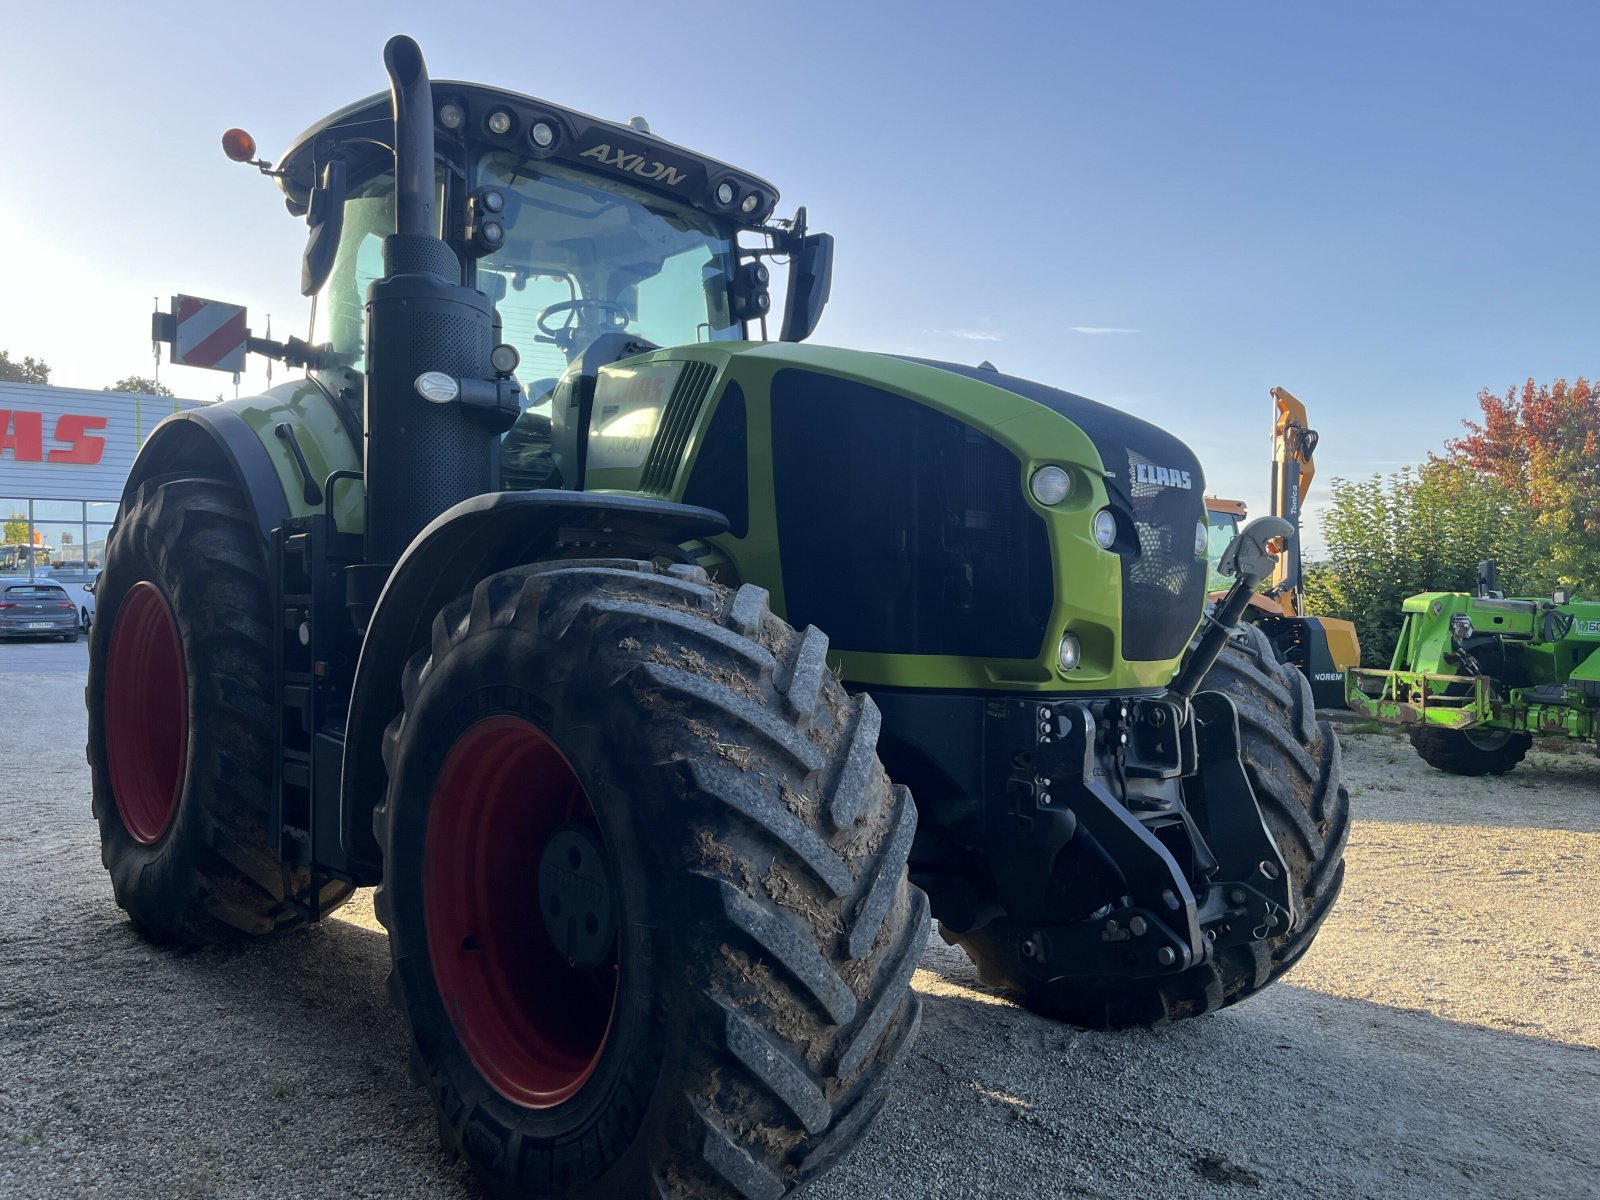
41;569;101;630
0;581;81;641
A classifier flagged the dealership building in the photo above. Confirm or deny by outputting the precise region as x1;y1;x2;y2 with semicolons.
0;382;208;573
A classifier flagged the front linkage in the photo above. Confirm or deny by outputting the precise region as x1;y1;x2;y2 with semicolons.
1000;516;1300;986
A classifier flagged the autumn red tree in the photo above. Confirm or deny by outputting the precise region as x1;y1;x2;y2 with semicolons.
1445;377;1600;588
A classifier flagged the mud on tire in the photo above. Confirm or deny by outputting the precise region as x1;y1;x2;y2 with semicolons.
949;622;1350;1029
87;477;352;944
375;559;928;1199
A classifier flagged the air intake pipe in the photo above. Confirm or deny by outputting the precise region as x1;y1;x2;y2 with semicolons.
362;35;519;566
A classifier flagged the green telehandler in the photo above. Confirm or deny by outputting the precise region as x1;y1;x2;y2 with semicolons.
87;36;1348;1199
1347;560;1600;773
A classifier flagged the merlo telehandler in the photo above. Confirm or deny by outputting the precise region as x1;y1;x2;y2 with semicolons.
86;37;1348;1199
1348;561;1600;773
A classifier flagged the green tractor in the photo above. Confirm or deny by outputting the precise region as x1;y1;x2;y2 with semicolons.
87;37;1348;1199
1347;561;1600;774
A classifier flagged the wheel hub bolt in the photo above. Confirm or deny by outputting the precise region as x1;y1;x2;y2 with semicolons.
1229;888;1247;905
1128;916;1148;936
1156;946;1178;967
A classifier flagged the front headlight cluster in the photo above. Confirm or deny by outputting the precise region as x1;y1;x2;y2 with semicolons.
1029;464;1119;549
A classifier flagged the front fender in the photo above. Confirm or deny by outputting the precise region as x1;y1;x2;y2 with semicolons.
123;381;361;542
338;489;728;874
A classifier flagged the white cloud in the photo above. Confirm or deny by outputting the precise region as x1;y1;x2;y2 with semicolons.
1070;326;1140;335
923;328;1003;342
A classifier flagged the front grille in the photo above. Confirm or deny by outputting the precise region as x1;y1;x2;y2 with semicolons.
1120;448;1206;661
641;360;717;494
770;370;1052;658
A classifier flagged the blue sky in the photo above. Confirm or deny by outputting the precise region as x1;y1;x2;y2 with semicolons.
4;2;1597;549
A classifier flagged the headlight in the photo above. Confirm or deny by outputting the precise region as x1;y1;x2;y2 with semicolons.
1195;520;1209;557
1029;465;1072;506
487;110;513;135
1058;632;1082;671
1092;508;1117;549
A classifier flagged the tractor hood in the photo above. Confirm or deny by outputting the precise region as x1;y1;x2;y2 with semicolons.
576;341;1210;686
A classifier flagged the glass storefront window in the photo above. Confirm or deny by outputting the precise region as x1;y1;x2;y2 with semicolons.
32;500;86;522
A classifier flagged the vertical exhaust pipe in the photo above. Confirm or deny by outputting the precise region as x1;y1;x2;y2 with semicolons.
384;36;434;241
362;36;511;566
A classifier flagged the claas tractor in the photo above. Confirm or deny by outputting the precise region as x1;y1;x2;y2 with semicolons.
1347;561;1600;774
86;37;1348;1199
1203;387;1360;707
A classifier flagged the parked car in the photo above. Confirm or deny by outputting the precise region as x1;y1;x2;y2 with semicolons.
0;581;80;641
41;568;101;630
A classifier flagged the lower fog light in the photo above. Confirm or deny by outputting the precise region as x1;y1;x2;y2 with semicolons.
1058;632;1082;671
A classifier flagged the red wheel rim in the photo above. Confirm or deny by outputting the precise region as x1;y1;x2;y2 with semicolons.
424;716;618;1108
105;581;188;844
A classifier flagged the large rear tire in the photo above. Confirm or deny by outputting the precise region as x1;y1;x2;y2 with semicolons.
1409;726;1530;776
87;477;353;944
948;623;1350;1029
376;559;927;1199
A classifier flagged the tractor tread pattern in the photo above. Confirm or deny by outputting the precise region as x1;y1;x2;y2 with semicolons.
86;477;352;945
372;560;925;1199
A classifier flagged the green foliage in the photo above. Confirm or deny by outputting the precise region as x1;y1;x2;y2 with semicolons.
106;375;175;398
1304;460;1552;663
0;351;51;385
1448;377;1600;589
2;519;27;545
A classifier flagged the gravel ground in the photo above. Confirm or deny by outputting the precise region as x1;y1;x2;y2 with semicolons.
2;641;1597;1199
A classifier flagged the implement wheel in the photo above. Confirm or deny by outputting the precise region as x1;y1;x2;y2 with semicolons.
376;560;927;1198
948;623;1350;1029
87;478;352;943
1409;726;1531;776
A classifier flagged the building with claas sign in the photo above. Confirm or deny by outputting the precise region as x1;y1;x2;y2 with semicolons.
0;382;209;573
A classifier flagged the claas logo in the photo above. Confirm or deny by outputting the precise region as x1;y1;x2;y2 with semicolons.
0;411;109;465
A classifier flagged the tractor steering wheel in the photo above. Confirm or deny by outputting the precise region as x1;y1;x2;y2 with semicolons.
536;299;631;339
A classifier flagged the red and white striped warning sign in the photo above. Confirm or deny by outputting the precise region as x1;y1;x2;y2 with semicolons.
171;295;249;373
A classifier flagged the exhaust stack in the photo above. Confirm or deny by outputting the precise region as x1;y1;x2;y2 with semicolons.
362;36;513;565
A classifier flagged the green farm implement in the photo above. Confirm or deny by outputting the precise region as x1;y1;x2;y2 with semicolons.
1346;562;1600;773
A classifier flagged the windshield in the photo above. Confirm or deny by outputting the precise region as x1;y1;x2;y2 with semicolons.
477;152;740;400
1205;510;1240;592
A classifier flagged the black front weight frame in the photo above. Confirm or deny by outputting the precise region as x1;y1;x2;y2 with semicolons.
1000;690;1294;985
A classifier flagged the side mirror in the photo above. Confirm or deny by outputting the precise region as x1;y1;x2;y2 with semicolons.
300;159;347;297
83;581;95;595
779;231;833;343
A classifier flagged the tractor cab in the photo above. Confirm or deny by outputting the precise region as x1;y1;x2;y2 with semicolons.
269;83;832;489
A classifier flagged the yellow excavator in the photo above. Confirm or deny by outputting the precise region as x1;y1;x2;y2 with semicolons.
1205;386;1360;707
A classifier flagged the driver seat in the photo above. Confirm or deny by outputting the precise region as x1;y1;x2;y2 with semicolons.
550;332;660;490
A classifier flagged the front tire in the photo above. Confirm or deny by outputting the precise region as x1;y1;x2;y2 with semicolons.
948;623;1350;1029
376;560;927;1199
1409;726;1531;775
87;477;352;944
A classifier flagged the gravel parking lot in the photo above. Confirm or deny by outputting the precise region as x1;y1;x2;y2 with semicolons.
2;641;1597;1199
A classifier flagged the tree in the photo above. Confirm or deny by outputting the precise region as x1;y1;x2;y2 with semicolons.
106;376;175;398
0;351;51;385
1303;460;1551;664
3;517;28;545
1446;377;1600;589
